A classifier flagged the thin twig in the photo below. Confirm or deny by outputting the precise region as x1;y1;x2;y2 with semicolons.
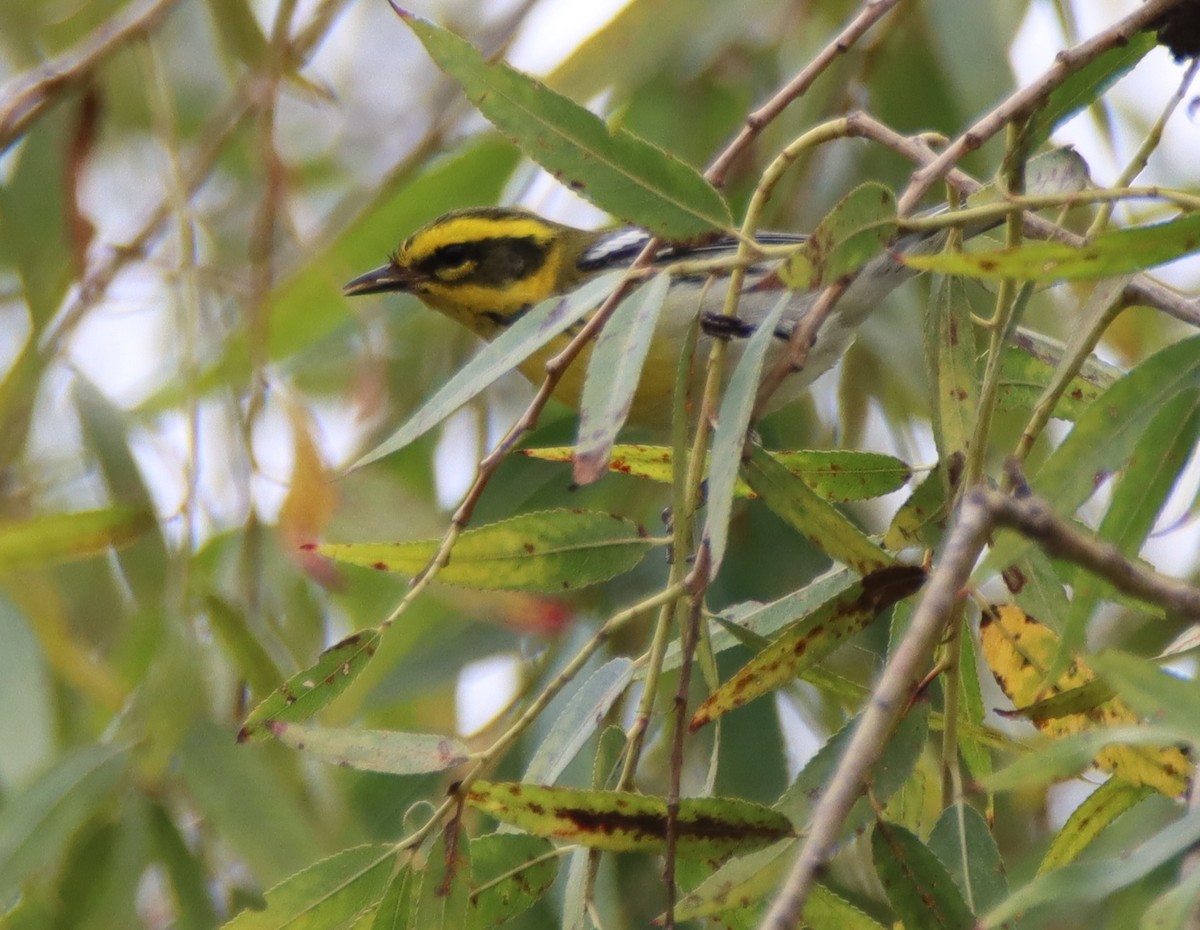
663;553;708;929
898;0;1187;214
990;467;1200;619
705;0;901;186
0;0;181;153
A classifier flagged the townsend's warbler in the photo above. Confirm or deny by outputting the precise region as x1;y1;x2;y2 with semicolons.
343;206;930;426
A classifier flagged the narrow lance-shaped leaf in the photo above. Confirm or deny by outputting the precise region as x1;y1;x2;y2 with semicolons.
350;270;624;469
269;723;470;776
884;452;962;551
666;840;796;924
574;273;670;484
689;565;925;730
996;345;1108;420
223;845;396;929
742;442;894;574
928;805;1008;914
397;11;731;239
317;510;656;592
409;825;470;930
705;292;794;575
238;630;382;743
924;273;978;460
661;568;859;674
523;444;912;501
370;861;416;930
466;782;793;858
904;213;1200;282
523;657;634;785
0;506;155;570
872;822;975;930
1038;777;1153;874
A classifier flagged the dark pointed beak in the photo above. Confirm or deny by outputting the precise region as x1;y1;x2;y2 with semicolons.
342;262;423;297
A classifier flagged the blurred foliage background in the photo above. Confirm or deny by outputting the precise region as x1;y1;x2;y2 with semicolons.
0;0;1197;927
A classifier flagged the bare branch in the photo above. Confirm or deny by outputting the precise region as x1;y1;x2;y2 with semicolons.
705;0;901;187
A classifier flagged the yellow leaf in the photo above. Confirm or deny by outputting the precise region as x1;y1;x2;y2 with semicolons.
980;605;1190;796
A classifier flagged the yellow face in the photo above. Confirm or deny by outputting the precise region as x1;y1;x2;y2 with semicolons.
387;208;577;337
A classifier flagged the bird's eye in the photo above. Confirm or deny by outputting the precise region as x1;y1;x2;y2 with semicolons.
433;242;472;268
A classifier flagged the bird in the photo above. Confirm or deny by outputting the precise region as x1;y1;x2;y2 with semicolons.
342;205;935;427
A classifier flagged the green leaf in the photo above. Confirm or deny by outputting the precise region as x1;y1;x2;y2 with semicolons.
1015;32;1156;154
317;510;655;592
269;723;470;775
987;334;1200;571
238;630;382;742
776;702;929;830
1090;651;1200;744
982;807;1200;927
924;274;978;460
689;565;925;730
350;270;623;469
369;864;415;930
872;821;975;930
928;805;1007;914
468;834;558;930
410;827;470;930
904;213;1200;282
742;442;894;574
668;839;796;922
996;344;1107;419
466;782;793;857
223;845;395;929
573;273;670;484
0;744;129;902
523;657;633;785
1004;679;1116;722
1060;388;1200;642
0;506;155;570
398;12;731;239
203;0;269;67
984;726;1193;793
883;453;961;551
706;292;794;573
1038;777;1153;874
523;444;912;501
780;182;898;289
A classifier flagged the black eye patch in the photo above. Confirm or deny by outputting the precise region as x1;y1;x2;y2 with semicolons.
418;236;547;286
420;241;480;274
